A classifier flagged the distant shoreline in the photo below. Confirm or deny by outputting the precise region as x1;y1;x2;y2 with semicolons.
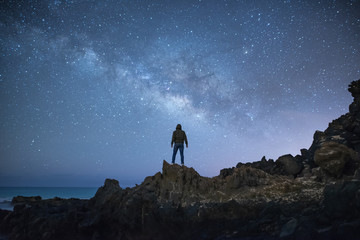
0;187;98;207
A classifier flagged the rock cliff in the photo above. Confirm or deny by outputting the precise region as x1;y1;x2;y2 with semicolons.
1;80;360;240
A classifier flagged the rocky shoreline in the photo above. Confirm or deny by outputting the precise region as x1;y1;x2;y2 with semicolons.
1;80;360;240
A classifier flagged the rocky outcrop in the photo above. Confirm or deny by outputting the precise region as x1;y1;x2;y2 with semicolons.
89;178;123;206
0;160;327;240
236;154;303;177
314;141;358;178
308;80;360;162
1;80;360;240
303;81;360;182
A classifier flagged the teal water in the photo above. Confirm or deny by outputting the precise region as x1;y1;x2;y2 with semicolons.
0;187;98;211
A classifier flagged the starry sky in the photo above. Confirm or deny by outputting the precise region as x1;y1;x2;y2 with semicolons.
1;0;359;187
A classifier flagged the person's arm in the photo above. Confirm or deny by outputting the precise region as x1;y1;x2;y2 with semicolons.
184;132;188;147
171;131;175;147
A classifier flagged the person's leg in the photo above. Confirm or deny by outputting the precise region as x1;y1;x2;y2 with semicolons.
179;144;184;165
172;144;179;163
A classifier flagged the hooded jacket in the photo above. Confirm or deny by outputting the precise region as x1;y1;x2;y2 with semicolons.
171;124;188;145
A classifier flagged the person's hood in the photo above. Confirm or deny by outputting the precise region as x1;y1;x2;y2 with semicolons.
176;124;182;130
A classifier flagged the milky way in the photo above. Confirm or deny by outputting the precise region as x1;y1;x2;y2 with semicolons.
1;0;359;187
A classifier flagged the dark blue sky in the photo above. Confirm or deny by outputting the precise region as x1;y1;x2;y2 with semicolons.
1;0;359;187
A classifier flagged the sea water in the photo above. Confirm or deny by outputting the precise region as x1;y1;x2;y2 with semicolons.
0;187;98;211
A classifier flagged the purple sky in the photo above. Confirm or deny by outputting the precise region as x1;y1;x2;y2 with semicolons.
1;0;359;187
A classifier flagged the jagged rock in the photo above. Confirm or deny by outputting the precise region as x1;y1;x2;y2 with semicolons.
219;167;234;178
237;155;303;177
236;156;276;175
307;130;327;164
162;160;200;184
314;141;357;178
348;80;360;99
90;178;123;206
348;80;360;118
300;148;309;160
157;160;218;204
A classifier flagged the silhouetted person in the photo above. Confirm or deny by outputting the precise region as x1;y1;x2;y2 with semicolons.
171;124;188;165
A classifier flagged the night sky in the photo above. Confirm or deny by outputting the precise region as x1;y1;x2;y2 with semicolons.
1;0;359;187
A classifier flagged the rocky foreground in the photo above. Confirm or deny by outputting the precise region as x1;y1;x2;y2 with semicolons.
1;80;360;240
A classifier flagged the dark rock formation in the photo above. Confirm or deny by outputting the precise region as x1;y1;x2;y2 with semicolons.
236;156;276;175
0;197;89;240
89;178;123;206
0;161;322;240
236;154;303;177
1;80;360;240
323;180;360;220
11;196;42;204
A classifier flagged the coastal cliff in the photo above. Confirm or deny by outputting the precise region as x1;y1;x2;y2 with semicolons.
1;80;360;240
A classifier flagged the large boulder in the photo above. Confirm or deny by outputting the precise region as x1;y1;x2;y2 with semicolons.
275;154;303;176
314;142;357;178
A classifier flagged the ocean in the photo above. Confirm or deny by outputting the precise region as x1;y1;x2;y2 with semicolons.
0;187;98;211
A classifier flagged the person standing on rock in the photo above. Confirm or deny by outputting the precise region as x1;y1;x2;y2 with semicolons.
171;124;188;165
